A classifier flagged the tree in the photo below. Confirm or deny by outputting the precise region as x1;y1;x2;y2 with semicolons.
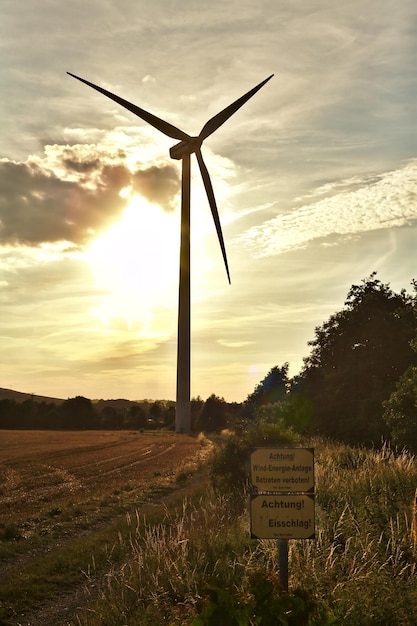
295;274;417;444
100;405;124;429
32;401;59;429
149;401;163;426
243;364;289;418
382;365;417;452
0;399;19;429
191;396;204;430
199;394;230;432
58;396;97;429
125;404;147;429
162;403;176;429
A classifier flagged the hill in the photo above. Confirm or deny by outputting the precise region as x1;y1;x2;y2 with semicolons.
0;388;145;410
0;387;64;405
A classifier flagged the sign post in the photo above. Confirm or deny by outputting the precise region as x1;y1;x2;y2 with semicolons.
249;447;315;591
278;539;289;592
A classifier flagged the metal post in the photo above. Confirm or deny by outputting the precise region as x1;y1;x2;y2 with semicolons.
278;539;289;592
175;153;191;433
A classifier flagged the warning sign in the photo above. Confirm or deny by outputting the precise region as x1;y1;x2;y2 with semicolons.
250;448;314;493
250;493;315;539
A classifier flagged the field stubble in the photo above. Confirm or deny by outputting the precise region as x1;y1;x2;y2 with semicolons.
0;429;208;625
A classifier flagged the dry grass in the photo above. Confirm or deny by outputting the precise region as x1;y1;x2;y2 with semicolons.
74;495;249;625
73;439;417;625
270;441;417;624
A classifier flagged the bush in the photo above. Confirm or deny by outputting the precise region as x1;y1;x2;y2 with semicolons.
383;365;417;453
192;571;337;626
209;414;299;509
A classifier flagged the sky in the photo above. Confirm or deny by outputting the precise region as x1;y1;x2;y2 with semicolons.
1;0;417;403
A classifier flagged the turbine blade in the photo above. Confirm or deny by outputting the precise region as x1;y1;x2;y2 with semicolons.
195;148;231;284
67;72;191;142
198;74;274;141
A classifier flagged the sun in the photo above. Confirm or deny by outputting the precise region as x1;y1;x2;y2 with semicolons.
85;196;180;332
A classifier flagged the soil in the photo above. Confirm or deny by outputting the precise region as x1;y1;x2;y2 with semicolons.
0;429;209;626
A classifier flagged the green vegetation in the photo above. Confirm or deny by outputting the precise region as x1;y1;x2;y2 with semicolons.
69;433;417;625
236;273;417;450
383;364;417;453
293;273;417;444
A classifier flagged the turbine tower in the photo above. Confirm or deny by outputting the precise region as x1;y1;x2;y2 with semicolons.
67;71;273;432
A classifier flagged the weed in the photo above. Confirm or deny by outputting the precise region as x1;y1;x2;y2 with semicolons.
0;523;22;542
192;572;338;625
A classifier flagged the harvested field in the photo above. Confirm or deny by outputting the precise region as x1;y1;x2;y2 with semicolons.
0;430;200;524
0;429;208;625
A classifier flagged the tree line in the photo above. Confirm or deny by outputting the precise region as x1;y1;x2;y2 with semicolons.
2;272;417;450
0;393;240;432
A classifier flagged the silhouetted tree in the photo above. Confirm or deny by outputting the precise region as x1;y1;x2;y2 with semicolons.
191;396;204;430
295;274;417;444
19;399;37;429
199;394;230;432
0;399;19;428
243;363;289;418
58;396;97;429
162;403;175;429
149;401;163;426
100;405;124;429
35;402;58;429
124;404;147;429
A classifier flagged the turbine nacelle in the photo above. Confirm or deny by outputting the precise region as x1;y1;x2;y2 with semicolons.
170;137;202;160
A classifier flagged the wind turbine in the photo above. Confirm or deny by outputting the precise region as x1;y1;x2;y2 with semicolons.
67;70;273;432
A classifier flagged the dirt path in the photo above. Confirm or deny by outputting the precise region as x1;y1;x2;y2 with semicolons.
15;472;209;626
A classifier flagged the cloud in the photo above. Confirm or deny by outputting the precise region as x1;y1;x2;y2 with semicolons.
0;158;128;246
0;245;84;300
217;339;255;348
0;145;180;246
132;164;180;211
235;160;417;257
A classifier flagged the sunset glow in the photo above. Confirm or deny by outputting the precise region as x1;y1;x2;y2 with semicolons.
86;196;179;332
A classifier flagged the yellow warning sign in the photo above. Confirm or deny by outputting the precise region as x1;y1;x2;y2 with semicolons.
251;493;315;539
250;448;314;493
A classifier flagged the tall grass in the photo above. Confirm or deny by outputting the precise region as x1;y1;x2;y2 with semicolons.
73;440;417;625
74;496;250;625
284;441;417;624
